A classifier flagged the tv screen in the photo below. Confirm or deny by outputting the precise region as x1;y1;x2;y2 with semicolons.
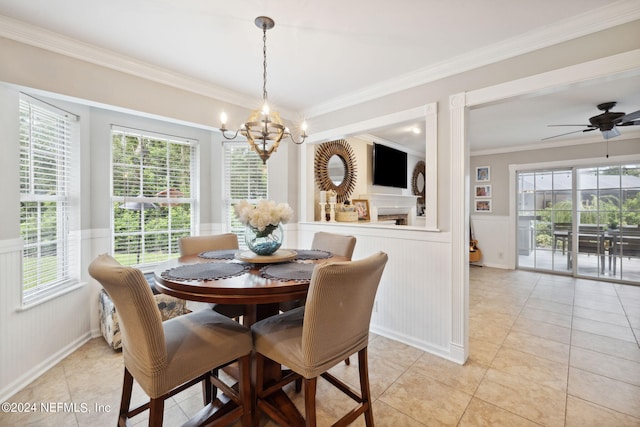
372;143;407;188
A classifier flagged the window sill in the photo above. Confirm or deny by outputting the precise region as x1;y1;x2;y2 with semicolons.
18;281;88;312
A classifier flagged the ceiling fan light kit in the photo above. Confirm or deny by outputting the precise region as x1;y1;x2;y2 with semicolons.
544;101;640;141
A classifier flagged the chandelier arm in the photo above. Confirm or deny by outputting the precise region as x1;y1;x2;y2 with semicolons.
220;128;243;140
287;134;307;145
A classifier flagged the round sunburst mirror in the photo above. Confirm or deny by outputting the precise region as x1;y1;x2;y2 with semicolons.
412;160;426;205
314;139;357;203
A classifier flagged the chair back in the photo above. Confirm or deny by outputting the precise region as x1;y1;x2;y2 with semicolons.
178;233;239;256
88;254;167;374
311;231;356;259
302;251;387;372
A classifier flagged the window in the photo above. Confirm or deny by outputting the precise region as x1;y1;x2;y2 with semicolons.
19;96;78;302
224;143;268;247
111;126;196;267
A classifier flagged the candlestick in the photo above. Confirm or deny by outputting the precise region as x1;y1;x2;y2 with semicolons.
319;202;327;222
319;191;326;204
329;202;336;222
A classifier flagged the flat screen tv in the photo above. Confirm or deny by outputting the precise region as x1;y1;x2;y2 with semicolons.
372;142;407;189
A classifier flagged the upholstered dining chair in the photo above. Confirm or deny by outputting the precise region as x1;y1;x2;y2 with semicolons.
310;231;357;259
178;233;246;319
279;231;356;313
252;251;388;427
279;231;357;369
88;254;252;427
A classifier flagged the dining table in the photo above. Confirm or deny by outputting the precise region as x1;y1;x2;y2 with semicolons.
153;247;347;427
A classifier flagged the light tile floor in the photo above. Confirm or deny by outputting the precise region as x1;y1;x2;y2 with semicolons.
2;267;639;426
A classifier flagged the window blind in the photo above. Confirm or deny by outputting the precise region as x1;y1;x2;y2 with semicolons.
19;98;74;299
111;126;196;267
223;143;268;247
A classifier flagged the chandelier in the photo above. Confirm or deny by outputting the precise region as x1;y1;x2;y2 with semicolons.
219;16;307;164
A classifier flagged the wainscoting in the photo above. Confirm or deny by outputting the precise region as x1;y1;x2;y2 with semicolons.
297;222;463;363
470;215;512;269
0;237;94;402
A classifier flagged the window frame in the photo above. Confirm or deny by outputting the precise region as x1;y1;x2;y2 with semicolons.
110;126;198;268
223;142;268;247
19;94;80;305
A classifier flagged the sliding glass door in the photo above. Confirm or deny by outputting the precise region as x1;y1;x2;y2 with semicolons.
576;165;640;282
517;169;572;273
517;164;640;283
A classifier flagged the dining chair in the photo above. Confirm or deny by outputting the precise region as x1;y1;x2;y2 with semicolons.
279;231;356;312
178;233;246;319
310;231;357;259
252;251;388;427
89;254;252;427
279;231;357;368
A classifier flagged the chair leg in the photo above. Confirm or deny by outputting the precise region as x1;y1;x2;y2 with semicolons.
119;368;134;425
253;353;265;427
358;348;374;427
149;397;164;427
303;377;317;427
202;368;218;405
238;354;252;427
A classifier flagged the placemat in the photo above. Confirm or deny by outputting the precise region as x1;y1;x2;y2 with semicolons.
198;249;238;260
161;262;249;281
260;263;315;283
294;249;332;260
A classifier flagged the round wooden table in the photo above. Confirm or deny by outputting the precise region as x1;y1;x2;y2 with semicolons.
153;250;346;426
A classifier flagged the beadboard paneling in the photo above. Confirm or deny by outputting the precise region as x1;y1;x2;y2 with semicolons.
0;239;92;402
298;223;461;362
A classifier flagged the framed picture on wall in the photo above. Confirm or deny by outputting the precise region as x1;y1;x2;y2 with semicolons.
475;166;490;182
474;199;492;213
352;199;370;221
474;184;491;198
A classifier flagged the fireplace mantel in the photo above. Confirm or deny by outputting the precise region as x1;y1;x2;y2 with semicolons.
359;193;418;225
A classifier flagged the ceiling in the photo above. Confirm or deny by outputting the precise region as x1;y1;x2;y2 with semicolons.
0;0;639;154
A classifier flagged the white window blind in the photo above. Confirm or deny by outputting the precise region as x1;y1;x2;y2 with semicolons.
19;97;76;300
111;126;196;267
224;143;268;246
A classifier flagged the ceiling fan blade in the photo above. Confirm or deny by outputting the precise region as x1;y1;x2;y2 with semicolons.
541;129;586;140
547;124;591;127
619;120;640;126
619;109;640;123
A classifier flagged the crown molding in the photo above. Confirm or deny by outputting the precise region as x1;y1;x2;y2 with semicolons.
1;0;639;121
470;128;640;157
304;0;640;118
0;14;297;119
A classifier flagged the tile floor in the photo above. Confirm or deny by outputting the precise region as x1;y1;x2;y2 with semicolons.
2;267;639;426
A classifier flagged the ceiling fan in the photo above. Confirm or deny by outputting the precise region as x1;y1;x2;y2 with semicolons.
543;101;640;140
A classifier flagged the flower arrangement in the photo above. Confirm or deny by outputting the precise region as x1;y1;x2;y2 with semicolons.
234;200;293;237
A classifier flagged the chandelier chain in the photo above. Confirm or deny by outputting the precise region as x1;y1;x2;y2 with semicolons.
262;23;268;102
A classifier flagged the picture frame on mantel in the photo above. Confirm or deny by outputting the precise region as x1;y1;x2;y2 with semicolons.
353;199;370;221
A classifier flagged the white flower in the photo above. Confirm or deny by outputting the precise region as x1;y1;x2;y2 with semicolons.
234;200;293;232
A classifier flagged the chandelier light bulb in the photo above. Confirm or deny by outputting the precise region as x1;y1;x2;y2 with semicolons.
262;102;270;116
220;112;228;127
